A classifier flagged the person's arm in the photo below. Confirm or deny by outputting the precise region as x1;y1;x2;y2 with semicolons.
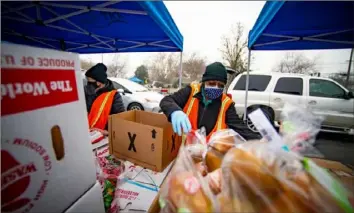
225;103;262;140
111;92;126;114
160;86;191;121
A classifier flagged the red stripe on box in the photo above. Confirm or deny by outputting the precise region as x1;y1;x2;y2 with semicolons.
1;68;79;116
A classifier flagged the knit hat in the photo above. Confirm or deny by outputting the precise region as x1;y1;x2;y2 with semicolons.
85;63;108;83
201;62;227;84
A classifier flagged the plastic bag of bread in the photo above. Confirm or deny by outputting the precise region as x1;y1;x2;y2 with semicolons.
184;128;208;163
205;129;246;172
218;141;354;213
159;132;218;213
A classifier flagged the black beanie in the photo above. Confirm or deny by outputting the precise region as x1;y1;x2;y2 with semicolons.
202;62;227;84
85;63;108;84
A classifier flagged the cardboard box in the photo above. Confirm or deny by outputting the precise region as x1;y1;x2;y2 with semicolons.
1;43;97;213
109;110;181;172
310;158;354;193
124;160;174;188
65;181;105;213
118;179;159;212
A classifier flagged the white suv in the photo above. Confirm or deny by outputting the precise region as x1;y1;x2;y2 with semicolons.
227;72;354;135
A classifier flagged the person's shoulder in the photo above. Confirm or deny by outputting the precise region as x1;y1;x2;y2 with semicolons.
113;91;121;98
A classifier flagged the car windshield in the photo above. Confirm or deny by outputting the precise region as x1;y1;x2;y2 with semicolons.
116;79;149;92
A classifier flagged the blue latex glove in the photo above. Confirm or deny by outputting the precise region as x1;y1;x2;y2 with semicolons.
171;111;192;136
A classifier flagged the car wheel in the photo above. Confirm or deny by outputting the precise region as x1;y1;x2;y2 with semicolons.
245;106;274;133
128;102;144;111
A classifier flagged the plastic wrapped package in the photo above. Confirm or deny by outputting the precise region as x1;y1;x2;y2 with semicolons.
184;128;208;163
204;168;222;195
218;142;353;213
205;129;246;172
159;131;218;213
280;103;324;153
95;155;125;213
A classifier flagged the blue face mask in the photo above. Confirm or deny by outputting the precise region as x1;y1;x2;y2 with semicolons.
204;87;223;100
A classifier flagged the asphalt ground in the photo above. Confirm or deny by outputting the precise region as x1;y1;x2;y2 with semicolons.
313;132;354;166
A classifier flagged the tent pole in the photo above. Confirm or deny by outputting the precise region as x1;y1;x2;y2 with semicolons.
345;48;353;87
243;49;251;121
178;52;183;89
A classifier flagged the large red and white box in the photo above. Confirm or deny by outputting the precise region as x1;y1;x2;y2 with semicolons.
65;181;105;213
1;43;97;213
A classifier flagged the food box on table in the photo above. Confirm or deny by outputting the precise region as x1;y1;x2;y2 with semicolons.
1;43;96;213
108;110;182;172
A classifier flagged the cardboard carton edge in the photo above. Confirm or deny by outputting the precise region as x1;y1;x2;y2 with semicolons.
109;115;113;155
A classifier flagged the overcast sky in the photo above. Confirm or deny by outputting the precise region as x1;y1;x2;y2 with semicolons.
80;1;352;77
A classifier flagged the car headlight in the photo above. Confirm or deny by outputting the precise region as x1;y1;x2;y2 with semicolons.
145;98;160;103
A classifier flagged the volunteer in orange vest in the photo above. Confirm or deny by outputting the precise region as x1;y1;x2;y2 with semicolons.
84;63;125;135
160;62;261;141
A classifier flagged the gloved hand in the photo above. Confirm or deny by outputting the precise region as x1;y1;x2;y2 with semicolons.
171;110;192;136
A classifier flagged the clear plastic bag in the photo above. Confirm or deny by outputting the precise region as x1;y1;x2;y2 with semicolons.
159;130;218;213
205;129;246;172
184;128;208;163
218;142;353;213
280;103;324;154
95;155;125;213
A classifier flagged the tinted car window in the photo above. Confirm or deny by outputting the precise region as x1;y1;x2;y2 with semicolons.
274;77;303;95
233;75;271;91
310;79;345;98
112;81;127;91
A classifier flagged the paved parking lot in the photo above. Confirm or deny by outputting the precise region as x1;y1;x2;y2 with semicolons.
314;132;354;166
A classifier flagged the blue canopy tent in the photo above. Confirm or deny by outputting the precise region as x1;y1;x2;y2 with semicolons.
1;1;184;86
129;76;143;84
243;1;354;119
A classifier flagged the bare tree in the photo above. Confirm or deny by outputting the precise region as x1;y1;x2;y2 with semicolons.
148;53;179;83
182;52;206;81
274;52;318;75
80;59;95;71
329;72;354;91
219;22;251;90
219;22;249;74
106;54;127;78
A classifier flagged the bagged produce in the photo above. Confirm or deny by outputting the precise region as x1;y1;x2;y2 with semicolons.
159;130;218;213
219;142;353;213
184;128;207;163
95;155;125;213
216;108;353;213
205;129;246;172
158;106;353;213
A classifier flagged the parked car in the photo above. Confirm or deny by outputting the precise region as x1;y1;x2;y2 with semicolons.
109;77;164;113
227;72;354;135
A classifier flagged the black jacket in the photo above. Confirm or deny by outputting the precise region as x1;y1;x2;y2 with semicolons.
160;85;261;140
85;79;126;130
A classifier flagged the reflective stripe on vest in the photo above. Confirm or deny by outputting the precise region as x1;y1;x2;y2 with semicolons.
185;83;200;116
216;96;232;130
89;90;116;129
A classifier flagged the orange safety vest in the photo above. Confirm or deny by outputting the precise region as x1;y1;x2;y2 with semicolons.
88;90;117;130
183;83;233;141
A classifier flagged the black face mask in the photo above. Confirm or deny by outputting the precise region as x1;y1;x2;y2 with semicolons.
87;81;99;89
